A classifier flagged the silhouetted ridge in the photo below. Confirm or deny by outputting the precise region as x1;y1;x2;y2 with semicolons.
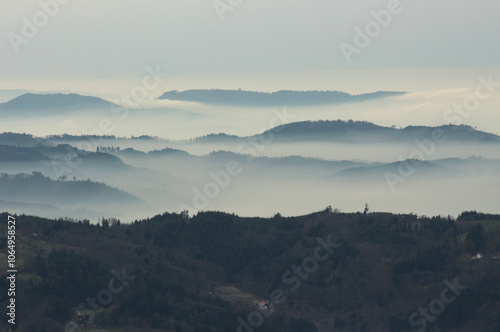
158;89;405;106
0;93;116;111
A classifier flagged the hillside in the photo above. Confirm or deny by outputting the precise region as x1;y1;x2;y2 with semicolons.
0;172;148;221
0;132;43;146
158;89;405;106
0;172;140;206
1;210;499;331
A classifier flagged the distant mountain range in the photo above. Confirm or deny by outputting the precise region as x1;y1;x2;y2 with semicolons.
1;118;499;145
0;90;406;112
158;89;405;106
0;93;200;117
2;118;499;145
0;93;116;113
194;120;500;144
1;132;499;220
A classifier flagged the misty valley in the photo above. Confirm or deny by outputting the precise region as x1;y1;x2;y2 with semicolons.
1;90;500;332
3;1;500;331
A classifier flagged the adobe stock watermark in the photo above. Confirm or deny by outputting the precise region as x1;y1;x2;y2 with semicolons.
384;128;447;193
405;277;467;332
7;0;71;54
51;64;163;179
384;74;500;192
179;107;295;222
65;267;135;332
213;0;244;22
339;0;411;64
236;108;294;163
236;235;341;331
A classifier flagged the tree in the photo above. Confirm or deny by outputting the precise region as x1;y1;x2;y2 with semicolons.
466;224;486;252
181;210;189;223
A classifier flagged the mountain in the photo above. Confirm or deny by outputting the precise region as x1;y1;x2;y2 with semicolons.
158;89;405;106
0;144;129;170
0;172;141;207
262;121;500;143
259;120;394;142
0;144;49;162
193;120;500;144
0;132;43;146
0;93;118;115
0;172;148;220
396;125;500;143
0;93;203;119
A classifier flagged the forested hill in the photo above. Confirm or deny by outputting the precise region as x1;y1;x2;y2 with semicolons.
1;210;499;331
0;93;116;110
158;89;405;106
193;120;500;144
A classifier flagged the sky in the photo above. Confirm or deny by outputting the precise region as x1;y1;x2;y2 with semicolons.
1;1;499;218
1;0;499;95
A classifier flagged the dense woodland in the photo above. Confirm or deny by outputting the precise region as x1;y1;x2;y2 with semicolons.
1;209;500;331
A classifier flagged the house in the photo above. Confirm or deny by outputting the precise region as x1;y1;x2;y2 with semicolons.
256;300;270;310
472;253;483;260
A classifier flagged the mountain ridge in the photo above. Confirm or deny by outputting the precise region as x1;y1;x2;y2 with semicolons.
158;89;406;106
2;119;499;144
0;93;116;111
194;120;500;144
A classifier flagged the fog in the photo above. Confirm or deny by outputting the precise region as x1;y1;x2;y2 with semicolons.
1;84;499;141
1;130;499;222
1;76;500;221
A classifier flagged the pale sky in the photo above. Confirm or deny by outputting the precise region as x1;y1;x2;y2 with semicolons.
1;0;499;94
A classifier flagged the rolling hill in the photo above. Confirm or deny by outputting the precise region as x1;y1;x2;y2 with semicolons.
192;120;500;144
0;93;115;110
158;89;405;106
0;93;118;115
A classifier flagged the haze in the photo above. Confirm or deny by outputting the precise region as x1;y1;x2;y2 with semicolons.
1;0;499;221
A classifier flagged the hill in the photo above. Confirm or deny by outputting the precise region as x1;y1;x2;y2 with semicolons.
260;121;500;143
0;93;117;115
0;132;43;146
0;172;147;219
193;120;500;144
158;89;405;106
0;172;140;206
